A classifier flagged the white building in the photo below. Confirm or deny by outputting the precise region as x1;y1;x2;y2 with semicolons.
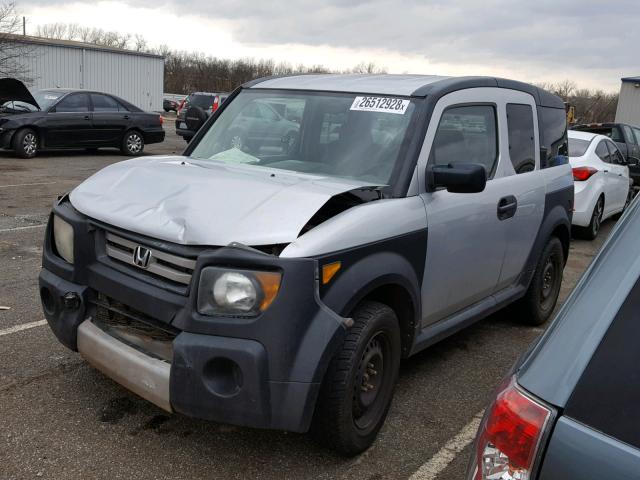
6;35;164;111
615;76;640;126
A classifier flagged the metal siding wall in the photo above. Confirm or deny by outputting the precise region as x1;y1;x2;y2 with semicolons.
10;41;164;112
616;82;640;125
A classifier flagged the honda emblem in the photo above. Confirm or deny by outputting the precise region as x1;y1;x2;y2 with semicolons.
132;246;152;268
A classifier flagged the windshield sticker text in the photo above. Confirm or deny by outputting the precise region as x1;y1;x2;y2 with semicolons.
350;96;409;115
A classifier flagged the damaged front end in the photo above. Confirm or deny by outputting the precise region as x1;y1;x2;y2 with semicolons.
40;196;355;432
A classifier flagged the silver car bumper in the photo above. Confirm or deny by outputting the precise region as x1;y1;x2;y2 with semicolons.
77;319;172;412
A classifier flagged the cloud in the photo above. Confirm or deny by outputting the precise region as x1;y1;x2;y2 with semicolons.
20;0;640;90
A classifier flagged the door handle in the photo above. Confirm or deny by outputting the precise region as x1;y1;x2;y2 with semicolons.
604;170;609;173
123;115;130;120
497;195;518;220
83;115;90;120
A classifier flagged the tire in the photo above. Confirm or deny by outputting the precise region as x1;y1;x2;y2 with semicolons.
516;237;564;326
576;196;604;240
311;301;401;455
121;130;144;156
13;128;38;159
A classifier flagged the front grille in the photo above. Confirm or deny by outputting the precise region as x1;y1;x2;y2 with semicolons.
105;232;196;286
93;294;178;361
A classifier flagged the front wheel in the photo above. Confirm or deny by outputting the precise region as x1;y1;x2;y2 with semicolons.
121;130;144;156
13;128;38;159
311;301;401;455
516;237;564;326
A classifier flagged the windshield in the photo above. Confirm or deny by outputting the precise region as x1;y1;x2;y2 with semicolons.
32;90;64;110
189;90;417;184
568;138;591;157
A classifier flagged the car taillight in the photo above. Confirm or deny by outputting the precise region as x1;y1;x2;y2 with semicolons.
177;99;185;113
159;115;164;126
572;166;598;181
468;376;553;480
211;96;220;113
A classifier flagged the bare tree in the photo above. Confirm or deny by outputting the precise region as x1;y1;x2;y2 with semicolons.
0;2;30;80
347;62;388;74
538;80;618;123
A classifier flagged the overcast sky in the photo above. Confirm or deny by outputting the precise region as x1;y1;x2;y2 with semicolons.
19;0;639;91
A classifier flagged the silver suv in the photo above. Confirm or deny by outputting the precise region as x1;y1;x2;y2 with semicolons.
39;74;573;455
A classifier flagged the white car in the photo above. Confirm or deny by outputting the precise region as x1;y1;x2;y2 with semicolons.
568;130;631;239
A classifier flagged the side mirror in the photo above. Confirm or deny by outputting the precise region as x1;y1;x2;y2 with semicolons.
427;163;487;193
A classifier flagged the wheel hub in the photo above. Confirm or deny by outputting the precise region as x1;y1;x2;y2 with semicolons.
354;337;384;417
127;134;142;153
541;260;555;299
23;133;36;155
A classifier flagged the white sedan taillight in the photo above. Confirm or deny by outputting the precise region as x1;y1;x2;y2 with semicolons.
468;376;554;480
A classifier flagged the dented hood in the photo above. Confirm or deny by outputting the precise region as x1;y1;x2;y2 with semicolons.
70;156;383;246
0;78;39;108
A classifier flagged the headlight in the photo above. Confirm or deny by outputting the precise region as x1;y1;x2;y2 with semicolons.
53;215;74;264
197;267;281;316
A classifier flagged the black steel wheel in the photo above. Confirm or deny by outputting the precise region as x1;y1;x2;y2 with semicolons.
516;236;564;326
311;301;401;456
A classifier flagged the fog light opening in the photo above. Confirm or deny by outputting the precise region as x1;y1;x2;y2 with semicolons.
203;357;243;397
40;287;57;315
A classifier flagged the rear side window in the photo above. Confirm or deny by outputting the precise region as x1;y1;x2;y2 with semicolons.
506;103;535;174
431;105;498;177
623;125;636;144
633;127;640;145
565;276;640;450
568;138;590;157
595;141;611;163
606;141;625;164
91;94;123;112
55;94;90;113
538;107;568;168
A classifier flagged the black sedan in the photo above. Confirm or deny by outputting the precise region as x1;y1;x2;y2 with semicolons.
0;78;165;158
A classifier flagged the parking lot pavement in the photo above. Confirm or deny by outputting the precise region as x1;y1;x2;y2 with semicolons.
0;135;615;479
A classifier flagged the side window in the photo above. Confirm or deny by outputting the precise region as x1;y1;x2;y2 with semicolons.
611;127;624;143
539;106;568;168
91;94;121;112
55;94;90;113
623;125;636;144
431;105;498;177
633;128;640;146
595;141;611;163
506;103;535;174
607;141;625;164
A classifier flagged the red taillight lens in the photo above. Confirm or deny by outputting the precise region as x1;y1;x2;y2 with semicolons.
211;96;220;113
159;115;163;126
177;99;185;113
572;166;598;181
470;376;552;480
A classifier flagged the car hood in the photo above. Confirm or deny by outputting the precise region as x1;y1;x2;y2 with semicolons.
70;156;384;246
0;78;39;109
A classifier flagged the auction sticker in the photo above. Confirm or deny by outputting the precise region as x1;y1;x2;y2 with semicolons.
350;96;410;115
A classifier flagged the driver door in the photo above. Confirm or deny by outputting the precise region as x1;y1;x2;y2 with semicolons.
418;88;512;326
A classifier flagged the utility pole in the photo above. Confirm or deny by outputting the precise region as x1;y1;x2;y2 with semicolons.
22;16;26;36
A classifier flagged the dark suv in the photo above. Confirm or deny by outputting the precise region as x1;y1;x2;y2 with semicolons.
175;92;228;142
468;196;640;479
572;122;640;184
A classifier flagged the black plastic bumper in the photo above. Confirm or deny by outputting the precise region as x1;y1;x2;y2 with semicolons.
39;200;347;432
143;129;165;145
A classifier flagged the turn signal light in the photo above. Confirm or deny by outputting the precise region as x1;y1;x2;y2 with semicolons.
572;166;597;181
322;261;341;285
468;376;553;480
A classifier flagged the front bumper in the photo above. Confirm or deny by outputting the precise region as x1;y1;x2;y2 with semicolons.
39;200;347;432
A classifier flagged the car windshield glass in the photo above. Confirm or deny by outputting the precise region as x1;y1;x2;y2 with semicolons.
32;90;64;110
0;100;38;113
189;90;417;185
568;138;591;157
